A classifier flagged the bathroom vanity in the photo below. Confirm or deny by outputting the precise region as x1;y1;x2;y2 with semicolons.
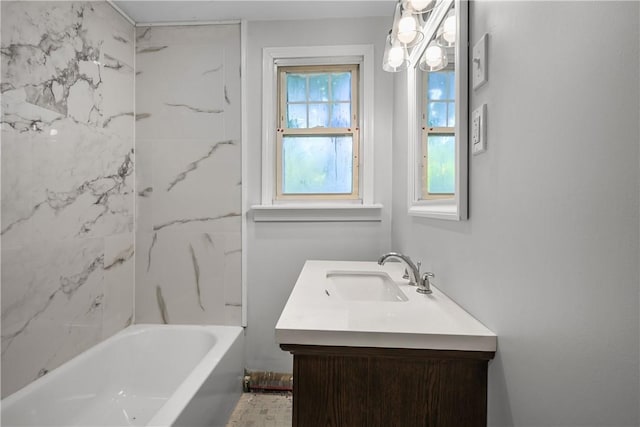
276;260;496;427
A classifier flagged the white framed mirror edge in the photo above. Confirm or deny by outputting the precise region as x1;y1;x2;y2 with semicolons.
406;0;468;221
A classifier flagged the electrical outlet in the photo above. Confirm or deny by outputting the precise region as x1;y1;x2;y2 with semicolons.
472;104;487;155
473;33;488;90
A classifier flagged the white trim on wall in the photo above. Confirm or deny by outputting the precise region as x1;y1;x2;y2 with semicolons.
105;3;241;28
134;20;241;27
241;19;248;328
106;0;136;26
132;7;137;324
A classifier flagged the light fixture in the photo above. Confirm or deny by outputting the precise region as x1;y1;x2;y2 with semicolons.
396;10;423;46
382;0;448;73
419;41;448;71
382;31;409;72
402;0;438;14
436;9;456;47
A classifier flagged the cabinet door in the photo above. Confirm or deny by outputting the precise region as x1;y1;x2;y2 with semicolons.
368;358;488;427
292;354;368;426
285;345;493;427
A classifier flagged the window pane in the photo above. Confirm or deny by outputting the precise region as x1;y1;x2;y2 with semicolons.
427;102;447;127
330;103;351;127
447;71;455;99
309;74;329;102
426;135;455;194
427;72;448;101
331;72;351;101
282;135;353;194
287;74;307;103
447;102;455;127
308;103;329;128
287;104;307;128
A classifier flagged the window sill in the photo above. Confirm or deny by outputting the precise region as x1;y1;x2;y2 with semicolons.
408;201;462;221
251;203;383;222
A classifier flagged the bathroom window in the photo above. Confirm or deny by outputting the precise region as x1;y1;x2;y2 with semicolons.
253;45;380;222
276;65;359;200
422;69;455;200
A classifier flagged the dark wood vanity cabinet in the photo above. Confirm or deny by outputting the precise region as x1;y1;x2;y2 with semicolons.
281;344;495;427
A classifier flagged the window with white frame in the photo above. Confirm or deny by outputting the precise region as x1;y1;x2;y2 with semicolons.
254;45;380;222
277;64;359;200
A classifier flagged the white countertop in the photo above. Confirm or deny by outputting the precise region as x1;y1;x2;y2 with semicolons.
275;260;497;352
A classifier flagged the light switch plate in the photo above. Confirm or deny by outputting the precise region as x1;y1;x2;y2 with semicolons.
472;33;488;90
472;104;487;155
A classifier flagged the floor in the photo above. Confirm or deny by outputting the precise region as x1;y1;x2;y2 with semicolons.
227;392;293;427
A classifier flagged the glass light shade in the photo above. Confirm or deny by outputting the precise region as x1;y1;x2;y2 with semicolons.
402;0;438;14
397;11;419;44
420;42;448;72
437;11;456;47
382;34;409;72
443;14;456;43
388;46;404;67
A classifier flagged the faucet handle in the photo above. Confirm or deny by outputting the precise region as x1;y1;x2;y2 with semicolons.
418;272;434;295
422;272;434;287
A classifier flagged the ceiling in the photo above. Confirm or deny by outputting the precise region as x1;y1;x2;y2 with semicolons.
112;1;396;25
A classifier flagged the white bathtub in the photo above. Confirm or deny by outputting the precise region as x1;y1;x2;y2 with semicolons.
1;324;244;427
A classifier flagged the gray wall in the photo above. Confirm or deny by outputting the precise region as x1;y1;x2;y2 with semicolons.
245;17;394;373
392;1;640;425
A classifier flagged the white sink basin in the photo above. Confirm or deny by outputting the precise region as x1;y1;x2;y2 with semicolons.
276;260;497;352
326;270;409;302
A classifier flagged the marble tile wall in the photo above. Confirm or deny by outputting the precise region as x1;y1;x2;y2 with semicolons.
134;25;242;325
1;1;135;397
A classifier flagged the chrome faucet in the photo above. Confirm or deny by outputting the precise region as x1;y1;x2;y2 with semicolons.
377;252;433;295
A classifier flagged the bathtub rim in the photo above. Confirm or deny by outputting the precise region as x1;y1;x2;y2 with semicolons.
1;324;245;426
147;324;244;426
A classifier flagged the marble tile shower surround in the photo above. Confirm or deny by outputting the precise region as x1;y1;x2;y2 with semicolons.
1;4;242;398
0;1;135;396
134;25;242;326
1;1;135;397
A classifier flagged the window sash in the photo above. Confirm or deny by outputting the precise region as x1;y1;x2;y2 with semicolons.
421;68;455;201
421;127;455;200
276;65;360;200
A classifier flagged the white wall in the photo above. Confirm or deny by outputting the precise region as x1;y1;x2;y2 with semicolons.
392;1;640;425
245;16;394;373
